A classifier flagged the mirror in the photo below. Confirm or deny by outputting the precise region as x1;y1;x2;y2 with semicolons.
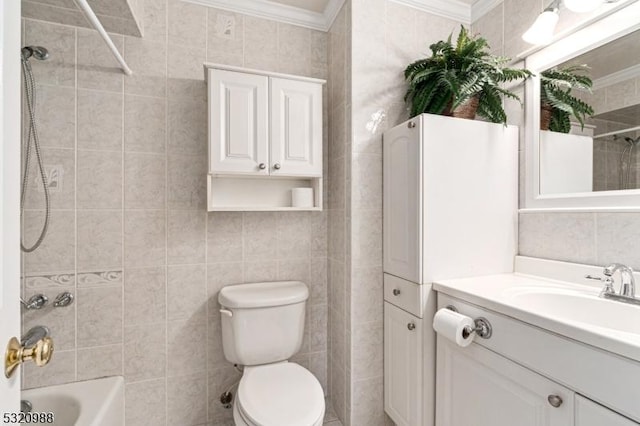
539;30;640;195
524;2;640;209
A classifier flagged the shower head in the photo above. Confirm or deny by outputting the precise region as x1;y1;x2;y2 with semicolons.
21;46;49;61
624;136;640;145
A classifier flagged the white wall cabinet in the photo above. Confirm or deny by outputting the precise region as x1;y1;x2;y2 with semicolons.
270;77;323;177
205;64;325;211
209;69;269;175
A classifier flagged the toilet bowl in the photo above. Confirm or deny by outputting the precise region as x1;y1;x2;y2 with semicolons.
218;281;325;426
233;362;324;426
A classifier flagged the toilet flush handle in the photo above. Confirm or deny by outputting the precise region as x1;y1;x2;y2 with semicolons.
220;309;233;317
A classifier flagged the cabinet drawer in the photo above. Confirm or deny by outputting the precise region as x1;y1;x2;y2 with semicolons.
384;274;426;318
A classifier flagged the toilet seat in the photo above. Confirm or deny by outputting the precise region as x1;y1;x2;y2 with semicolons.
236;362;325;426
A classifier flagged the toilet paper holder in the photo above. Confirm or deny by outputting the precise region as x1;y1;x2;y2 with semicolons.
445;305;493;339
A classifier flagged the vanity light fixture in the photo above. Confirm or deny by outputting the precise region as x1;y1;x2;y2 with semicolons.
523;0;622;45
522;0;560;45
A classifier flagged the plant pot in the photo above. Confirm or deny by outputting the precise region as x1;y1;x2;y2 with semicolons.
444;95;480;120
540;104;553;130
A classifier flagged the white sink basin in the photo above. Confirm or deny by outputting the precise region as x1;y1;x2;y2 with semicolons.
503;286;640;340
433;269;640;362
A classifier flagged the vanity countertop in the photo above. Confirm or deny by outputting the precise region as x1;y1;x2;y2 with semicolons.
433;267;640;364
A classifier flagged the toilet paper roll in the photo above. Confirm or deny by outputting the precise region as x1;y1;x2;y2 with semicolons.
432;308;475;347
291;188;314;208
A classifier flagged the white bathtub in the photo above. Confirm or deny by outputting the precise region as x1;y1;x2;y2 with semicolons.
22;376;124;426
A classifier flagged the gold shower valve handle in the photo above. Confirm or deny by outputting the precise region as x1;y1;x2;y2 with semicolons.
4;336;54;378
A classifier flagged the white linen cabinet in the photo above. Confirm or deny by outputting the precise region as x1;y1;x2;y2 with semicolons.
205;64;324;211
382;114;519;426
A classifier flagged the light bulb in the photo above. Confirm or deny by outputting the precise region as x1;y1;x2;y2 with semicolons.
522;10;560;45
564;0;605;13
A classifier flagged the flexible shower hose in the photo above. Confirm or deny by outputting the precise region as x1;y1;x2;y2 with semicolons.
20;56;50;253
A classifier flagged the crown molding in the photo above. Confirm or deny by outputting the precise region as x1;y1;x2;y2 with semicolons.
593;63;640;90
183;0;479;30
183;0;330;30
324;0;346;29
471;0;502;22
389;0;472;24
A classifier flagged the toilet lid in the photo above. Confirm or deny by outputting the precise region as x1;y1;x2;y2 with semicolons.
238;363;325;426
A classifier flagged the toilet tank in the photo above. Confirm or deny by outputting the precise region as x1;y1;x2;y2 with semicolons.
218;281;308;366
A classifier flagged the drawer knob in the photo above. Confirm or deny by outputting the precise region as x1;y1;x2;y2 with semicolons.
547;395;563;408
258;163;266;170
392;289;401;296
407;323;416;331
273;163;281;170
408;121;416;128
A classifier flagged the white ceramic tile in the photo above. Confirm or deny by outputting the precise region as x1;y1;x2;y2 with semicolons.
77;344;123;380
77;210;123;271
124;152;166;209
23;147;75;210
167;374;208;426
77;28;124;93
77;150;123;209
124;95;167;154
124;323;166;382
125;379;167;426
32;84;76;149
124;210;166;267
168;264;207;321
124;267;166;326
77;285;123;347
168;210;206;264
207;212;243;263
23;210;75;273
168;0;207;48
77;89;123;151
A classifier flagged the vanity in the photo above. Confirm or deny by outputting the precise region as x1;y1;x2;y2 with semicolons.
434;256;640;426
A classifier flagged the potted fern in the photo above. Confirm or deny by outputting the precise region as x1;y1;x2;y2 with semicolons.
540;65;594;133
404;26;532;125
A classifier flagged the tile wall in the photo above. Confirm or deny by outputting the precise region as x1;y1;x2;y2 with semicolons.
327;2;351;425
20;2;329;425
473;0;640;270
344;1;460;425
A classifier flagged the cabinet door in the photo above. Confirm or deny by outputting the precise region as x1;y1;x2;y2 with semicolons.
576;395;639;426
384;302;423;426
209;69;269;175
270;77;322;177
382;117;422;283
436;337;573;426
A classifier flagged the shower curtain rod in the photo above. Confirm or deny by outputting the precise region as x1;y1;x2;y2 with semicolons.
593;124;640;139
74;0;132;75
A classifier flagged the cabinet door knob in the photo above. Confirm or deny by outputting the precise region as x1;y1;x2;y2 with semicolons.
258;163;266;170
407;323;416;331
273;163;281;170
392;289;401;296
547;395;563;408
408;121;416;128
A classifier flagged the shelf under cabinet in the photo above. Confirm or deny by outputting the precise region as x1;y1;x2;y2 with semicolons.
207;174;323;212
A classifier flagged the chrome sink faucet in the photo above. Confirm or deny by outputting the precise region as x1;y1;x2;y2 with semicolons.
586;263;639;306
603;263;635;298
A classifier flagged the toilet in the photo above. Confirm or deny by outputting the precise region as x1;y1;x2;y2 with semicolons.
218;281;325;426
